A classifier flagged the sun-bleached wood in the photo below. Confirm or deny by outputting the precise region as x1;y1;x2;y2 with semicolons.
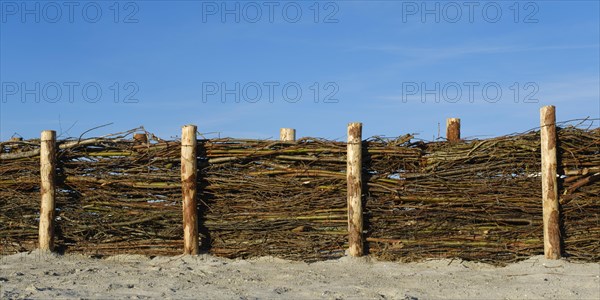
446;118;461;142
540;106;561;259
181;125;199;255
39;130;56;251
280;128;296;141
347;122;364;257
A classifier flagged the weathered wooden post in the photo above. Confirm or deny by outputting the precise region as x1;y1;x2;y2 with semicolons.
540;105;561;259
280;128;296;141
446;118;461;142
39;130;56;251
181;125;199;255
347;122;364;257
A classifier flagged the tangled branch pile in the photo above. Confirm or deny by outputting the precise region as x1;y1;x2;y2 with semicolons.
557;127;600;261
56;131;183;256
1;130;184;256
201;138;348;261
365;131;545;263
1;123;598;265
0;140;40;253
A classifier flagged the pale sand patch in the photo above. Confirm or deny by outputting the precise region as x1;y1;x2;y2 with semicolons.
1;251;598;299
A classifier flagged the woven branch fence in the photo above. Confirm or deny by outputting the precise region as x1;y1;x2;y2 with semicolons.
1;118;598;265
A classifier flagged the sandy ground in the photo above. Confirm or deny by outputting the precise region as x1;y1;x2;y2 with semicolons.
0;251;598;299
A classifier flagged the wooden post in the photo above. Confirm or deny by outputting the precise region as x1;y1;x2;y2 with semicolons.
446;118;461;142
540;106;561;259
39;130;56;251
181;125;199;255
280;128;296;141
133;133;148;144
347;122;364;257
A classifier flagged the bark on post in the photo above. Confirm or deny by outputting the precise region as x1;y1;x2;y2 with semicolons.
280;128;296;141
446;118;461;142
39;130;56;251
540;106;561;259
347;122;364;257
181;125;199;255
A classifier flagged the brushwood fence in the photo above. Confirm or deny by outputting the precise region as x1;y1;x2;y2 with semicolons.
1;117;599;265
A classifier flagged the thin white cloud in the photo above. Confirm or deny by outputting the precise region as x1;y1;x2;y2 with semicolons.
537;75;600;104
352;44;599;60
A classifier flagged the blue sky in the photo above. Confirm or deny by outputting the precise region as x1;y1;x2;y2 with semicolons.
1;0;599;141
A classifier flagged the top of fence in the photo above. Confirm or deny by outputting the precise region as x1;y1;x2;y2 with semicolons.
1;119;598;161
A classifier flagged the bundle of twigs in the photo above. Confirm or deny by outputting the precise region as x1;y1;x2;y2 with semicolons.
558;127;600;261
0;139;41;253
0;129;184;256
55;130;183;256
200;138;348;261
365;126;599;264
365;131;544;264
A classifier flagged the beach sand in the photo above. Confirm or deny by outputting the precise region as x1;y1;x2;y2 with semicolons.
1;251;598;299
